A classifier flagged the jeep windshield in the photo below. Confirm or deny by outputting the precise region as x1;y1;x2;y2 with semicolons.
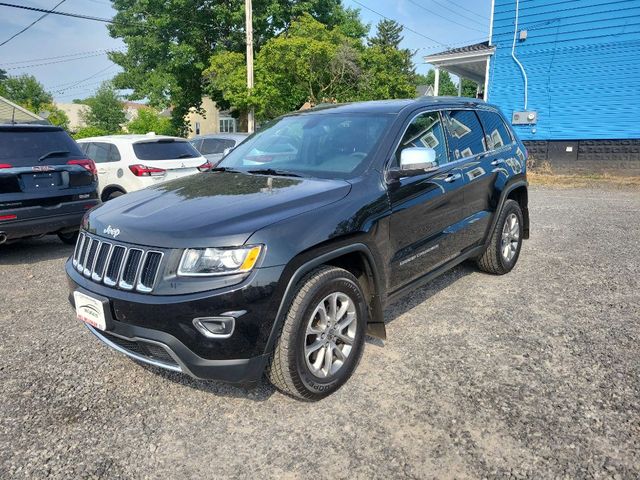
218;113;392;179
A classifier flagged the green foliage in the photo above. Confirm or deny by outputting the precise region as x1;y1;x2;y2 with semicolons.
205;14;416;121
127;108;177;136
461;78;478;98
368;19;403;49
0;74;53;112
420;69;458;96
73;126;108;140
108;0;366;133
82;82;126;134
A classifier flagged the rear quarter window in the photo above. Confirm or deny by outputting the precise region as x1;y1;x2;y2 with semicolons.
132;140;200;160
0;129;84;166
476;110;513;150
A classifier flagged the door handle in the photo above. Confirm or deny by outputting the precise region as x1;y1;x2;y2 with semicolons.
98;169;107;174
491;159;505;166
444;173;462;183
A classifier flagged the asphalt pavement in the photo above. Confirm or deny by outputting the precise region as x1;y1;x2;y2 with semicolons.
1;185;638;479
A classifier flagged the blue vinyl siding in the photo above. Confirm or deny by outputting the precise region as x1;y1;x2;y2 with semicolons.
488;0;640;141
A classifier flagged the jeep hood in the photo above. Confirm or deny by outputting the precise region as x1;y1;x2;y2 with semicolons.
85;171;351;248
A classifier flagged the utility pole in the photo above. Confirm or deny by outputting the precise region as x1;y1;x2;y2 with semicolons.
245;0;255;133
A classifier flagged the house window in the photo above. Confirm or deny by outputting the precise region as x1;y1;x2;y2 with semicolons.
219;117;237;133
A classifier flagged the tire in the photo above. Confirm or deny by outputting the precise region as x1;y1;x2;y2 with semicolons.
57;231;79;245
476;199;524;275
267;266;367;401
106;190;124;201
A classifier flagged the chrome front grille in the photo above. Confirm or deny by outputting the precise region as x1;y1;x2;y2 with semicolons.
72;232;164;293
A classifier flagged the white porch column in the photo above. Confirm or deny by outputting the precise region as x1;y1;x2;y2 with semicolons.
457;75;463;96
434;67;440;96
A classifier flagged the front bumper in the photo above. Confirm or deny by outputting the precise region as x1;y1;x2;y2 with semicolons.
66;259;286;384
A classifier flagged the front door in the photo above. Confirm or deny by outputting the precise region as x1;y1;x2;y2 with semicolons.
387;110;467;291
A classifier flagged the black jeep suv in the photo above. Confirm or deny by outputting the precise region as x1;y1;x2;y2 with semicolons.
66;98;529;400
0;125;99;245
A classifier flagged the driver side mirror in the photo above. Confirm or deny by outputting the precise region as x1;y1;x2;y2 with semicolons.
387;147;439;181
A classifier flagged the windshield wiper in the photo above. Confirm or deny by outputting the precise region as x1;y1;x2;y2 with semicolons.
177;153;196;159
211;166;243;173
38;150;69;162
247;168;302;178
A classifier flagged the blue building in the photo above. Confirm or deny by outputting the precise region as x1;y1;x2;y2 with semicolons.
425;0;640;171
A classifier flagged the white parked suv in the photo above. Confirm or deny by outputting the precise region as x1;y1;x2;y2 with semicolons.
77;134;208;201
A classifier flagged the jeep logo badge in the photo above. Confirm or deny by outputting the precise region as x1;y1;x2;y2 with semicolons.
103;225;121;238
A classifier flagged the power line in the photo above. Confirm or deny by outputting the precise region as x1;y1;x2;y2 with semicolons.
350;0;449;47
0;0;66;47
428;0;488;27
0;48;120;66
0;2;114;24
52;64;116;94
3;50;123;70
406;0;487;33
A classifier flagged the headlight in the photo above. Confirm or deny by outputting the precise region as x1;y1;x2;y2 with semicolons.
178;245;262;276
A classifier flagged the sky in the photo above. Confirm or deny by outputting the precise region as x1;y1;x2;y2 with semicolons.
0;0;492;103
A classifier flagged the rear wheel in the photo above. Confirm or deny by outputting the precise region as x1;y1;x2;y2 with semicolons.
476;199;523;275
267;266;367;401
57;231;79;245
105;190;124;201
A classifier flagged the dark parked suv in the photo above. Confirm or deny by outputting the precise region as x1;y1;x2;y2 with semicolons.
0;125;99;245
66;98;529;400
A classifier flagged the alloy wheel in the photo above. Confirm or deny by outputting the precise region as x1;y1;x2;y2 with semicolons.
304;292;357;379
501;213;520;262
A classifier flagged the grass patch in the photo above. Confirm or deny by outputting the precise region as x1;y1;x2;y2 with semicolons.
528;172;640;188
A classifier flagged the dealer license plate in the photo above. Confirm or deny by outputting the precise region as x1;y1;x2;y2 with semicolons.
74;291;107;331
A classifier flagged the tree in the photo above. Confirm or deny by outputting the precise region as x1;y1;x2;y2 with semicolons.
0;74;53;112
368;19;403;49
82;82;126;134
359;20;415;100
73;126;108;140
0;69;7;81
108;0;367;133
419;69;458;96
461;78;478;98
127;108;177;136
205;14;417;121
205;14;363;121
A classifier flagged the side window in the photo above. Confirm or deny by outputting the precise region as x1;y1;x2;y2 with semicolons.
395;111;449;166
78;143;89;154
444;110;487;160
85;142;111;163
201;138;235;155
109;144;121;162
476;110;513;150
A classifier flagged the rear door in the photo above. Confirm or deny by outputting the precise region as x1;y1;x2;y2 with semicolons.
0;127;95;216
132;139;206;180
84;142;121;194
442;109;500;250
387;110;467;290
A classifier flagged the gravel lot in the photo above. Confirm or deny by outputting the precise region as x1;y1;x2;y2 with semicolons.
1;185;639;479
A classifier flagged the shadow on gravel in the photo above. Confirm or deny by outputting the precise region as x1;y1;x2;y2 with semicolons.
136;362;277;402
368;262;475;345
0;236;74;266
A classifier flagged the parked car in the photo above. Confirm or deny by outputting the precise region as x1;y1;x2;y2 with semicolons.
0;124;99;245
77;134;208;202
66;97;529;400
189;133;248;166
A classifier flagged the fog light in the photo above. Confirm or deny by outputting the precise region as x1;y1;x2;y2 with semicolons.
193;316;235;339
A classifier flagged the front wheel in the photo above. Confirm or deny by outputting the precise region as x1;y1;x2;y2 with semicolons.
57;231;79;245
267;266;367;401
476;199;524;275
